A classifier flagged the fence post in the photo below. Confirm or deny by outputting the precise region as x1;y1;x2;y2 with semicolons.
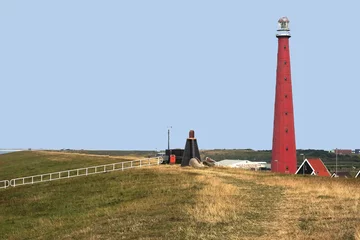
122;162;124;171
2;180;9;189
113;164;115;171
140;160;142;167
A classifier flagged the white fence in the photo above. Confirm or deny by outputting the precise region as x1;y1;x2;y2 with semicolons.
0;180;10;189
1;157;163;189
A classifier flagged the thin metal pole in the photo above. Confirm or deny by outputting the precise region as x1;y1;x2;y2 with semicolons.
336;148;338;175
167;126;172;160
168;128;170;150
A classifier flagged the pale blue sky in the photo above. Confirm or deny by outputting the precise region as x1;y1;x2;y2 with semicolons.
1;1;359;151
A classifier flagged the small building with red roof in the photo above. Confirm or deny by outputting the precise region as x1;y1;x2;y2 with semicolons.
295;158;331;177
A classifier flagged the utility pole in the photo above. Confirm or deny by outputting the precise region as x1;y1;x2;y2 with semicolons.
167;126;172;150
167;126;172;163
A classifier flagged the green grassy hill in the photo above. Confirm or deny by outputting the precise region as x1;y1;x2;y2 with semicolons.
0;151;147;180
1;151;359;239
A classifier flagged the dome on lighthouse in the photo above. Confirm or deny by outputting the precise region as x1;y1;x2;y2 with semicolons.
277;16;290;32
278;16;290;23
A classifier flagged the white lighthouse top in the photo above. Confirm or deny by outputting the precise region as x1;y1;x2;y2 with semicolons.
276;16;291;37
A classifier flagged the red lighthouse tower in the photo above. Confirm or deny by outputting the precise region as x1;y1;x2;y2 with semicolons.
271;17;297;174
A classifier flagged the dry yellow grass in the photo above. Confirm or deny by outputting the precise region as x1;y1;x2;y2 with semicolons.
186;175;239;223
181;168;360;239
355;225;360;240
262;175;357;239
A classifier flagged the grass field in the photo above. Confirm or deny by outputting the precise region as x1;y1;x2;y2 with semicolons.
1;151;360;239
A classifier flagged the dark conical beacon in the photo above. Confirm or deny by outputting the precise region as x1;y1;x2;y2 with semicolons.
181;130;201;167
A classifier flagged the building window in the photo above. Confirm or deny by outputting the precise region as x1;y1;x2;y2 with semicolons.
286;147;288;151
284;77;287;81
284;61;287;65
285;128;288;133
285;112;288;115
285;94;288;98
284;45;287;49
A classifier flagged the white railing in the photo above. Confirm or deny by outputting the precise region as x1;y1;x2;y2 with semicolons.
1;157;163;189
0;180;10;189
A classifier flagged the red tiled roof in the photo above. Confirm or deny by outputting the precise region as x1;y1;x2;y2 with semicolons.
307;158;331;177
